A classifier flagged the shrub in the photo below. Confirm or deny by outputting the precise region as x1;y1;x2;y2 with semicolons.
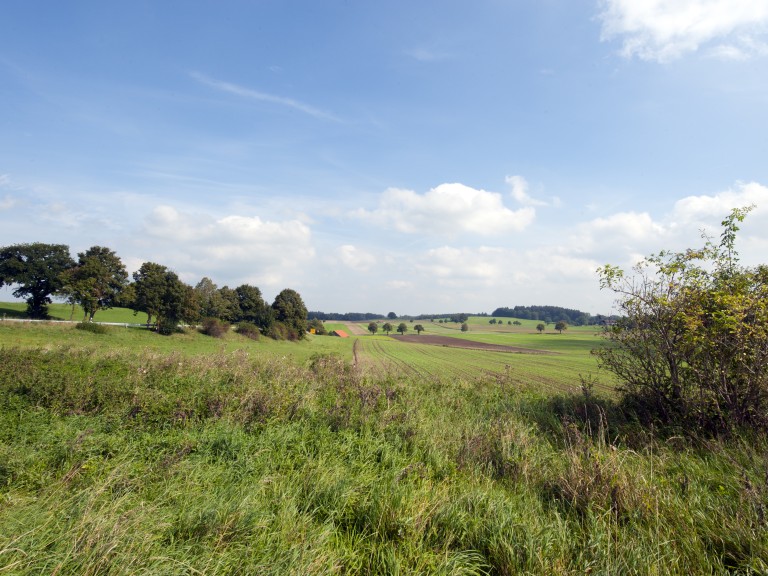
267;321;298;341
235;321;260;340
75;322;110;334
596;207;768;435
200;317;230;338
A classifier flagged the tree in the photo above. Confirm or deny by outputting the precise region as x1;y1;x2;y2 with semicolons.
59;246;128;321
272;288;308;339
382;322;393;335
536;323;545;333
155;272;188;334
218;286;241;322
235;284;272;329
132;262;166;326
195;277;227;319
596;206;768;434
555;321;568;334
387;312;397;320
414;324;424;334
397;322;408;335
461;322;469;332
367;321;378;335
0;243;74;318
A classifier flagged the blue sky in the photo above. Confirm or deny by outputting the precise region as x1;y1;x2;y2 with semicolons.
2;1;768;315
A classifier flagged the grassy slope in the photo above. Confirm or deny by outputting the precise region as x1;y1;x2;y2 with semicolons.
1;321;767;574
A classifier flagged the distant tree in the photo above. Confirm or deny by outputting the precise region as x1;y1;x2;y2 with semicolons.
536;323;545;333
368;321;378;335
397;322;408;334
383;322;393;335
235;284;272;330
489;318;497;324
194;277;228;319
387;312;397;320
132;262;169;327
155;272;188;334
308;318;327;335
513;320;522;326
59;246;128;322
0;242;74;319
461;322;469;332
218;286;241;322
414;324;425;334
507;320;512;325
272;288;308;339
180;283;201;324
555;321;568;334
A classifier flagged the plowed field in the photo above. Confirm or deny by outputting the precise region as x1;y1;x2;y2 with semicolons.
389;334;556;354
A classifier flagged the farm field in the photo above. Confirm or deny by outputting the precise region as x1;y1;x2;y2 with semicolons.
1;314;767;573
346;320;612;395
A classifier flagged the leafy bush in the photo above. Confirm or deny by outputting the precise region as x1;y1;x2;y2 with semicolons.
267;321;298;341
75;321;110;334
597;207;768;435
235;321;260;340
200;317;230;338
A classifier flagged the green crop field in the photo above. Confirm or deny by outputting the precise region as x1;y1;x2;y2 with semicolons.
347;318;612;395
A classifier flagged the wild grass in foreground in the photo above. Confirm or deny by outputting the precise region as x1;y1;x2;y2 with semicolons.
1;347;767;575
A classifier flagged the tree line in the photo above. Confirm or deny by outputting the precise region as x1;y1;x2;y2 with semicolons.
490;305;601;326
0;243;308;339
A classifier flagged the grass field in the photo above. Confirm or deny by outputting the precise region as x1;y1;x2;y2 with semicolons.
1;312;767;574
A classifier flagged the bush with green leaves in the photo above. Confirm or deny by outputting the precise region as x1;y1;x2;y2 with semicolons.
235;321;260;340
200;317;230;338
597;206;768;434
75;321;110;335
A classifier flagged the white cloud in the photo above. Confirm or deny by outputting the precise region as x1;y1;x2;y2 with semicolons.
337;244;376;272
671;181;768;223
598;0;768;61
506;175;550;207
352;182;535;237
141;205;314;288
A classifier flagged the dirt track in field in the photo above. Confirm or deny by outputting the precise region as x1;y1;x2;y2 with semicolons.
389;334;557;354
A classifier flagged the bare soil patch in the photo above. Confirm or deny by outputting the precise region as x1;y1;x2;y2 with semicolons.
390;334;556;354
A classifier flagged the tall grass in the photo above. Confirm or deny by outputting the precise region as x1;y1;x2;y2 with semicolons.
1;346;767;574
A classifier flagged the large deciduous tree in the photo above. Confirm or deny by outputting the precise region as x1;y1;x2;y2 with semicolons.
271;288;308;339
235;284;273;330
132;262;187;332
59;246;128;322
0;243;74;318
596;206;768;434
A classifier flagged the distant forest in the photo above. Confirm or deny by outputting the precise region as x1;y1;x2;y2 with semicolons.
491;305;607;326
307;311;384;321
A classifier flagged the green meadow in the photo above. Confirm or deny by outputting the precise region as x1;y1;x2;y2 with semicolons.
1;314;767;574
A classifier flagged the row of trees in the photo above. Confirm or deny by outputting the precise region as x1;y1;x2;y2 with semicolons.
367;322;425;335
0;242;307;338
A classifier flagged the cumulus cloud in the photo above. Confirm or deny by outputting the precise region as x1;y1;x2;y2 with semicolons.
672;181;768;223
598;0;768;61
337;244;376;272
352;182;535;237
141;205;314;287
